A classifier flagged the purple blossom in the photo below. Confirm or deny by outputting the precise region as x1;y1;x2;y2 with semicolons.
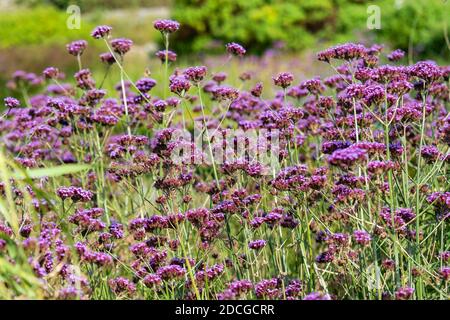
248;239;266;250
56;186;93;202
91;25;112;39
273;72;294;88
155;50;177;62
387;49;405;62
66;40;88;56
226;42;246;56
153;19;180;33
111;38;133;55
4;97;20;109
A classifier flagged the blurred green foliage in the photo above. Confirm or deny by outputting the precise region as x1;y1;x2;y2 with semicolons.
171;0;450;59
0;6;94;48
16;0;172;11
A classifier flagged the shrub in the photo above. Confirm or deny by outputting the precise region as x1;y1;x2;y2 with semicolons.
0;6;93;48
171;0;450;59
171;0;336;53
16;0;172;11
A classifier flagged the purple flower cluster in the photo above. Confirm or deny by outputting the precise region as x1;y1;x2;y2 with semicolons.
66;40;88;56
273;72;294;88
226;42;246;56
91;25;112;39
111;38;133;55
153;19;180;33
56;186;93;202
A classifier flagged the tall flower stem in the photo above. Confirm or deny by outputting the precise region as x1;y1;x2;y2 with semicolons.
164;33;170;99
414;92;428;299
119;58;132;137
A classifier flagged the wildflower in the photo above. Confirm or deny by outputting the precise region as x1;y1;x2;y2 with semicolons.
328;147;367;169
99;52;116;65
169;75;191;96
353;230;371;246
285;280;303;298
91;25;112;39
367;160;397;174
143;274;162;287
303;292;332;300
381;259;395;271
315;251;334;263
255;278;280;299
108;277;136;295
74;69;95;90
300;77;325;94
317;43;367;62
66;40;88;56
136;77;157;93
155;50;177;62
395;287;414;300
111;38;133;55
439;251;450;262
157;265;186;280
421;145;441;162
228;280;253;296
56;186;93;202
408;61;442;84
273;72;294;88
251;82;263;97
212;86;239;101
4;97;20;109
226;42;246;56
43;67;59;80
153;19;180;33
184;66;207;83
212;72;227;84
439;267;450;281
248;240;266;250
387;49;405;62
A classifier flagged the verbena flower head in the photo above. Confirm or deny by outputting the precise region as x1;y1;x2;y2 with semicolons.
303;292;332;300
43;67;60;80
387;49;405;62
251;82;263;97
212;86;239;101
317;43;367;62
226;42;246;56
169;75;191;96
108;277;136;295
395;287;414;300
153;19;180;33
353;230;371;246
273;72;294;88
99;52;116;65
157;264;186;280
56;186;93;202
74;69;96;90
155;50;177;62
248;239;266;250
184;66;208;83
111;38;133;55
91;25;112;39
408;61;442;84
66;40;88;56
328;147;367;168
136;77;157;93
143;274;162;287
439;267;450;281
4;97;20;109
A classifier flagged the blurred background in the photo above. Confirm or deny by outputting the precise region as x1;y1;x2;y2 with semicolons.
0;0;449;99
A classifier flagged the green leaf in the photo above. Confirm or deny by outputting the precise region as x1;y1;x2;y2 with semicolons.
12;164;91;180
